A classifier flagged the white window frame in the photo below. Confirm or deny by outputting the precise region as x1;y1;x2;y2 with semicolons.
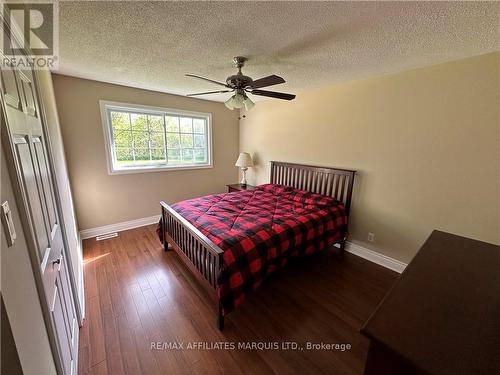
99;100;213;175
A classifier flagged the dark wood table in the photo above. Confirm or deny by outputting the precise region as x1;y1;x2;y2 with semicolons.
361;230;500;375
226;183;256;193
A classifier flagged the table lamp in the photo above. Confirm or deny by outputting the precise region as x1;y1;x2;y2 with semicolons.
235;152;254;186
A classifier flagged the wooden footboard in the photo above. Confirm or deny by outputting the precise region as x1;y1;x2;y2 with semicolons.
160;201;225;329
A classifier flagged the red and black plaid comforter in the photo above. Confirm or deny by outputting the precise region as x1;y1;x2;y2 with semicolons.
158;184;348;315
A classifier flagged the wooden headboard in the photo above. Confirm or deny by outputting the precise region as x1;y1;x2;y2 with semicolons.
270;161;356;217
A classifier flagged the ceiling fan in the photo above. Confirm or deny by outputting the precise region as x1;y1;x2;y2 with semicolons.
185;56;295;110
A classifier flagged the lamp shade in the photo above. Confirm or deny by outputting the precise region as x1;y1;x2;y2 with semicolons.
225;93;255;111
243;96;254;111
235;152;254;168
224;97;234;110
225;93;246;110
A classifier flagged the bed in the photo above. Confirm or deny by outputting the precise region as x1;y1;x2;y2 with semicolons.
159;161;356;330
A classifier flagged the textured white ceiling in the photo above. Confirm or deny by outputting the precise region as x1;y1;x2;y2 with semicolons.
56;1;500;102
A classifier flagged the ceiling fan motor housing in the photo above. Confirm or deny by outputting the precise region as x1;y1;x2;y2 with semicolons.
226;74;253;89
226;56;254;89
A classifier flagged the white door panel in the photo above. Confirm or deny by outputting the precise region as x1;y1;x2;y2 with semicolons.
51;285;72;375
1;55;77;375
1;67;21;109
12;135;51;260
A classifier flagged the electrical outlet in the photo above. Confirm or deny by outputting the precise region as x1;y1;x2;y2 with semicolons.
367;232;375;242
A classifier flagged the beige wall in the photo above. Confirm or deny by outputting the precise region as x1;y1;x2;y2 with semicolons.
240;52;500;263
52;75;240;230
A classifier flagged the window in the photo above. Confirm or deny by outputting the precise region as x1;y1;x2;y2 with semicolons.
100;101;212;174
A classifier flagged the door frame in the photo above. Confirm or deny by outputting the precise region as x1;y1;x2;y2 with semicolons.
33;48;85;327
1;14;80;374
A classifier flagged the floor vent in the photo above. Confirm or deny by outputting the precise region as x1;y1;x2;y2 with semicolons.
96;232;118;241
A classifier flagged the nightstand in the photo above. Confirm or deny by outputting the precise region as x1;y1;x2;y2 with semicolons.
227;184;256;193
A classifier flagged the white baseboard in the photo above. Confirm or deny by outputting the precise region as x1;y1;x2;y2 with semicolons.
80;215;160;239
80;215;407;273
345;241;407;273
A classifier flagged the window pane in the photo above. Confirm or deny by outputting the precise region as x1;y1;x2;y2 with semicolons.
105;104;211;171
132;131;149;148
181;148;193;163
193;134;205;148
114;129;132;147
150;132;165;148
165;116;179;132
166;133;180;149
134;148;150;161
111;111;130;131
180;117;193;133
149;115;163;132
194;149;206;163
180;134;193;148
167;149;180;163
151;148;166;161
115;147;133;162
193;119;205;133
131;114;148;132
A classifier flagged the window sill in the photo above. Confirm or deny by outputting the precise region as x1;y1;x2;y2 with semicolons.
108;163;213;175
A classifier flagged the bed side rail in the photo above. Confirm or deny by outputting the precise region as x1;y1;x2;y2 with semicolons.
160;201;223;290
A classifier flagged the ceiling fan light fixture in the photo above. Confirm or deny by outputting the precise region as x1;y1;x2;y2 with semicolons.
225;92;247;110
233;93;245;109
186;56;295;110
224;97;235;110
243;96;254;111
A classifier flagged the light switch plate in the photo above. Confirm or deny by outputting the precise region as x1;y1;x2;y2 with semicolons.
1;201;17;246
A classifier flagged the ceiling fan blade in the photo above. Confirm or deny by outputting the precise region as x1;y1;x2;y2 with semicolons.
186;90;233;96
185;74;230;88
250;74;286;89
249;89;296;101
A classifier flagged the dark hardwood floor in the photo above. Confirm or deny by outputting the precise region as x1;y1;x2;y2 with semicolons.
78;225;397;375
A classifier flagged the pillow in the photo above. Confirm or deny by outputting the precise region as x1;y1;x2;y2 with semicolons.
257;184;295;195
258;184;340;207
288;190;340;207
